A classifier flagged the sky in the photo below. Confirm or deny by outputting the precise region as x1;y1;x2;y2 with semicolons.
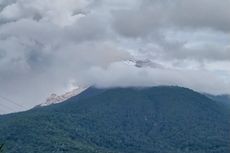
0;0;230;114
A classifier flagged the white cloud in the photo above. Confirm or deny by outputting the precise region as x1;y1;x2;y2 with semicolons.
84;62;230;95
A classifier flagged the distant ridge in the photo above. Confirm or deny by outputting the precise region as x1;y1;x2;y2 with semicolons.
204;93;230;108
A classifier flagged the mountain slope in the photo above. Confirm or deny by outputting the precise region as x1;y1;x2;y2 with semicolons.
0;86;229;153
205;94;230;108
40;86;88;106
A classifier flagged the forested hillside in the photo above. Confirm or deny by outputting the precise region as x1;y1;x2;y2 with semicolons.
0;86;229;153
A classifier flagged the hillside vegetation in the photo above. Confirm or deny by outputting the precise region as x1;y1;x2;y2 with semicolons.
0;86;229;153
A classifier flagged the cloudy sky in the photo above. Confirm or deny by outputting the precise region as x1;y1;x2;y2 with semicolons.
0;0;230;114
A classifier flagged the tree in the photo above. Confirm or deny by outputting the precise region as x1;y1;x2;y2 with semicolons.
0;144;4;153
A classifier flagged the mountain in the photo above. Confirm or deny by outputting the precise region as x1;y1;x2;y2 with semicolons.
0;86;229;153
205;94;230;108
40;86;88;106
39;58;161;108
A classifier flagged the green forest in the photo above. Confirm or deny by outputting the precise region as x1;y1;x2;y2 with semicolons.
0;87;229;153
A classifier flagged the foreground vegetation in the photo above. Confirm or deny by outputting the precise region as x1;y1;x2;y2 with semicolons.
0;144;4;153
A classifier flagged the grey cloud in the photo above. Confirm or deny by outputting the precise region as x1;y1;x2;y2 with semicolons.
170;0;230;32
109;0;230;62
157;31;230;62
111;8;165;38
111;0;230;35
143;0;230;32
0;0;230;114
0;0;16;10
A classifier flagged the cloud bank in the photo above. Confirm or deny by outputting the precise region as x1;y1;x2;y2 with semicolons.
0;0;230;113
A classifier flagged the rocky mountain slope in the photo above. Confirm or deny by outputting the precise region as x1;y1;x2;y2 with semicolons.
40;86;88;106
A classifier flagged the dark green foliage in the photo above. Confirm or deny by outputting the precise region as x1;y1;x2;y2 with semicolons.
0;144;4;153
0;86;229;153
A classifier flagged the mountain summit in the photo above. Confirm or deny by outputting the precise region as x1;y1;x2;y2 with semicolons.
0;86;229;153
